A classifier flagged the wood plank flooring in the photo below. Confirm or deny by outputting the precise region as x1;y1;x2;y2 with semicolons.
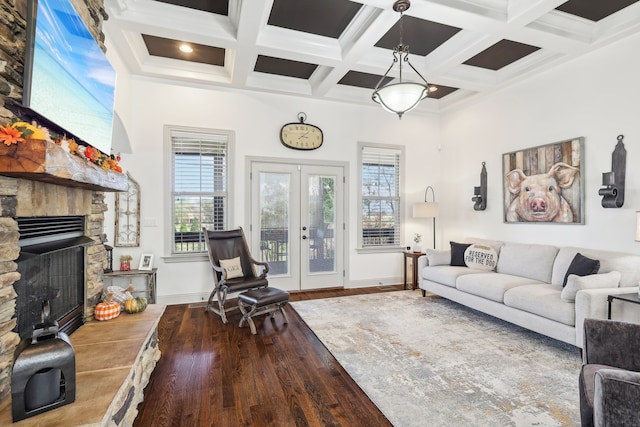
134;286;404;427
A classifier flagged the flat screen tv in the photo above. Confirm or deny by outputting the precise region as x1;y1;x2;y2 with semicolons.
23;0;117;155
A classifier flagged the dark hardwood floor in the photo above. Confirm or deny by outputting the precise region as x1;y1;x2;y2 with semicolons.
134;286;403;427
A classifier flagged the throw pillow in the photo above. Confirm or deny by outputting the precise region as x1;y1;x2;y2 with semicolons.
562;253;601;287
464;244;498;271
219;257;244;279
426;249;451;266
561;271;621;302
450;241;471;267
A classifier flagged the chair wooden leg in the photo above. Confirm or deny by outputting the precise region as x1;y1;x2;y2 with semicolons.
206;286;219;312
218;288;229;324
238;300;258;334
269;303;289;325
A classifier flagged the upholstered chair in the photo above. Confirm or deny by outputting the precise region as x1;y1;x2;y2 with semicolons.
203;227;269;324
580;318;640;426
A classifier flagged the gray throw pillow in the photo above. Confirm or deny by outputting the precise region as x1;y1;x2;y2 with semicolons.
450;241;471;266
561;271;621;302
562;252;600;287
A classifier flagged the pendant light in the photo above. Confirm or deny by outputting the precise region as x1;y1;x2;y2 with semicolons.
372;0;429;119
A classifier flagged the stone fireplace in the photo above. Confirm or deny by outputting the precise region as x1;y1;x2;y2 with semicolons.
0;174;119;403
0;0;115;406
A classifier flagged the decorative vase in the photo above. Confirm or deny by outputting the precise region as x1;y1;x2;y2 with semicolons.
120;259;131;271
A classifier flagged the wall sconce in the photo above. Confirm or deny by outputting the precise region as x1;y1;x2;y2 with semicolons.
472;162;487;211
599;135;626;208
413;186;439;249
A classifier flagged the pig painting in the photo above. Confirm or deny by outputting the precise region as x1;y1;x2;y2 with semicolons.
505;162;579;223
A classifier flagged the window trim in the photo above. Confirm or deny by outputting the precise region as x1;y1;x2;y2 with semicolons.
356;142;405;253
163;125;234;262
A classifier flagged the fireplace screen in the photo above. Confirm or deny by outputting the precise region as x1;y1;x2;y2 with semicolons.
14;246;84;340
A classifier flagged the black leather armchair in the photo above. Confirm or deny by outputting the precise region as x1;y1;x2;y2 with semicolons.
203;227;269;324
580;318;640;427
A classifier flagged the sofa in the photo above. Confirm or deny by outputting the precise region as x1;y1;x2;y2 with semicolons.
417;239;640;348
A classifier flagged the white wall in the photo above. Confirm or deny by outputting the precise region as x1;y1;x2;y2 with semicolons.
106;29;640;304
439;31;640;254
103;71;441;303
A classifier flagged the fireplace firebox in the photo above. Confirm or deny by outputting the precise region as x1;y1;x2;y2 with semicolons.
14;216;93;339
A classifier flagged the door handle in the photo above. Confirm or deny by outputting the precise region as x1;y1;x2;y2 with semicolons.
302;235;308;240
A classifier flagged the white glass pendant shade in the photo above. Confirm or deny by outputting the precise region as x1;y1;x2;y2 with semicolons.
372;82;429;117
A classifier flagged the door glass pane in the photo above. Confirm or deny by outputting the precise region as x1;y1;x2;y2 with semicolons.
308;175;336;274
259;172;290;275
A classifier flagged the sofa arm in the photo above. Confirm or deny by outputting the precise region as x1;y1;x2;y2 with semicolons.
575;287;639;349
594;368;640;426
417;254;427;270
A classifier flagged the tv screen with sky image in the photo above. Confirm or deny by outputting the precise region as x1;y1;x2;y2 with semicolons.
23;0;116;154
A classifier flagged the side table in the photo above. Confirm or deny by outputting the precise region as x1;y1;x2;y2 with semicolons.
104;268;157;304
607;292;640;319
403;251;425;290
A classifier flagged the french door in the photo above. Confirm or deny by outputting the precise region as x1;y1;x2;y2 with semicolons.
249;161;344;291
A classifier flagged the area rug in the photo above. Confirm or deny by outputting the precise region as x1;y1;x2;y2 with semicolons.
291;291;581;427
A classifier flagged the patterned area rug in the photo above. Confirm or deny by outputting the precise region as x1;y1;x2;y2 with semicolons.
291;291;581;427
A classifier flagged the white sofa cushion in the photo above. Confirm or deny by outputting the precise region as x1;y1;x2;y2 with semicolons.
504;284;575;326
496;243;559;283
421;266;484;288
561;271;621;302
552;247;640;287
456;273;544;303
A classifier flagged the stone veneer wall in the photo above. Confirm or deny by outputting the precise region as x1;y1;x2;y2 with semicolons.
0;0;110;403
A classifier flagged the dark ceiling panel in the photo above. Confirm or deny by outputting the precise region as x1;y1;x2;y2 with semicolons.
254;55;318;79
154;0;229;15
556;0;639;22
338;71;459;100
268;0;362;38
427;84;458;100
375;16;462;57
463;39;540;70
338;71;393;89
142;34;225;66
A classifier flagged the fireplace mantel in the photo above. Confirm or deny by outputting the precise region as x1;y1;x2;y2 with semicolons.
0;139;127;192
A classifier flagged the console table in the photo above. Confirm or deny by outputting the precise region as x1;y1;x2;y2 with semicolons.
403;251;425;290
104;269;157;304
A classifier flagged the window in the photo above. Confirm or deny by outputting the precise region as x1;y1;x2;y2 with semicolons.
358;143;403;250
166;127;232;256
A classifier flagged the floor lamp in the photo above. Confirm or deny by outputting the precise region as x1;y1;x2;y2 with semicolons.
413;186;439;249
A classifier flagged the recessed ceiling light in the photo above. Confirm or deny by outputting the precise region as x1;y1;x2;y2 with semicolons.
429;86;438;92
179;44;193;53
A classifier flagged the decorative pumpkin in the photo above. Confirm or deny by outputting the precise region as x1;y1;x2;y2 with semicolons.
95;293;121;321
107;284;135;309
124;297;148;314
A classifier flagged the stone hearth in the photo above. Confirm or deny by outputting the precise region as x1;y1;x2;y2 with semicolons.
0;305;165;426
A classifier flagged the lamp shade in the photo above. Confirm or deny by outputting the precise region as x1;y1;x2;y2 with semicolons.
373;82;429;116
413;202;439;218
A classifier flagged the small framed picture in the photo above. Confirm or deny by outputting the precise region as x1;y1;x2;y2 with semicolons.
138;254;154;271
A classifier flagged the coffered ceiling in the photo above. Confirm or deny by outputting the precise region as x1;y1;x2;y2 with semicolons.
103;0;640;113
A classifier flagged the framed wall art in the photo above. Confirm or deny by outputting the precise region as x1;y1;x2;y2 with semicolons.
115;172;141;246
503;137;584;224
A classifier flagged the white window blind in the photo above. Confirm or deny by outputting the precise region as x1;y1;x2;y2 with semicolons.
171;130;229;254
360;146;401;247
